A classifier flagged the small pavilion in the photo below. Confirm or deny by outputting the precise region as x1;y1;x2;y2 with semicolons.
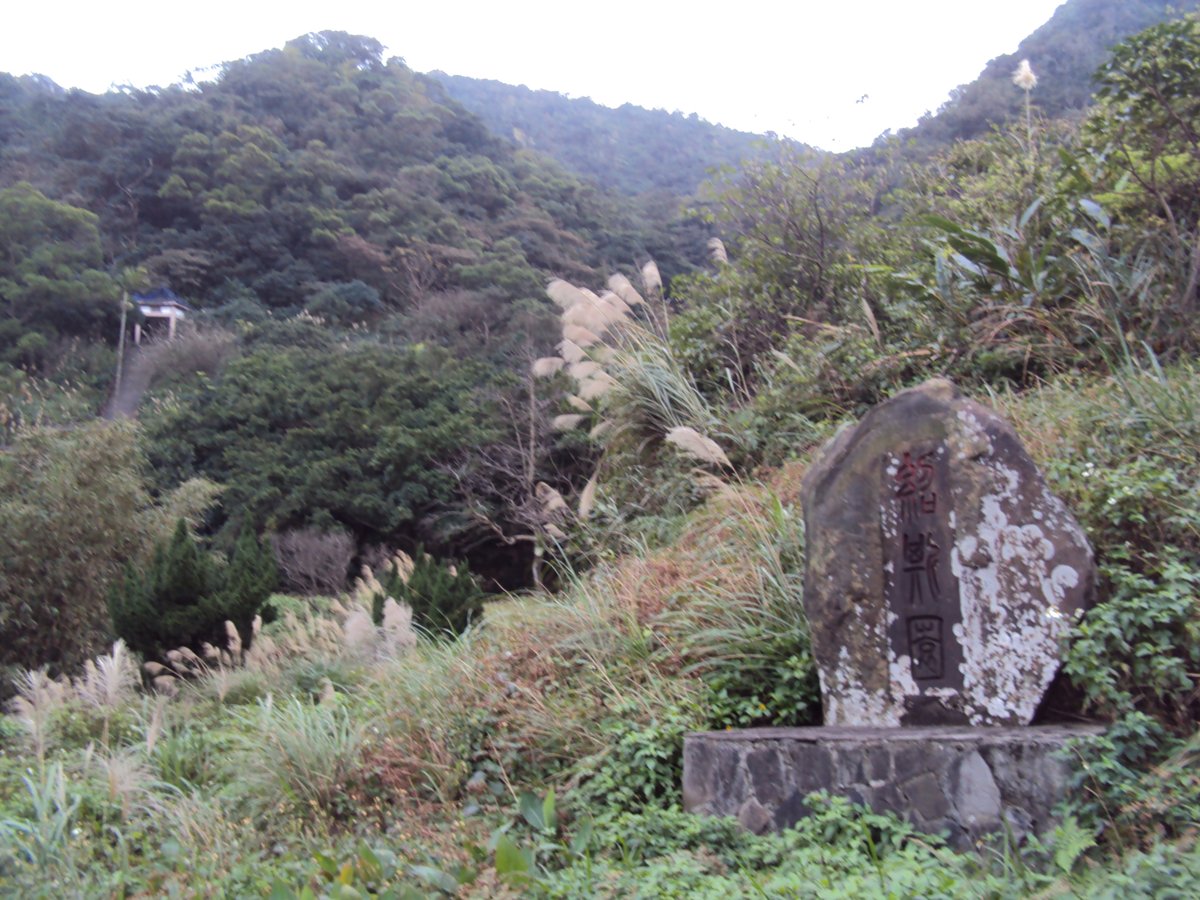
132;287;190;344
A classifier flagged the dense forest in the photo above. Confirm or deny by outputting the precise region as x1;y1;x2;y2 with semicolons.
430;74;775;196
3;0;1200;895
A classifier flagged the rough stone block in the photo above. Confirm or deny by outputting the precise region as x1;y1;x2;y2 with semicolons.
683;725;1103;850
951;751;1002;832
902;771;951;822
800;379;1095;726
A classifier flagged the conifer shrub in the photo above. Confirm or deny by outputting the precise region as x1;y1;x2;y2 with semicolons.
371;547;483;638
109;520;276;659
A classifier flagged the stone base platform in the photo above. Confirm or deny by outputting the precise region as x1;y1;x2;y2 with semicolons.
683;725;1104;849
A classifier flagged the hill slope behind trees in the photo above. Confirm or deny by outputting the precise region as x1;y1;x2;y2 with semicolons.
429;74;782;197
899;0;1200;149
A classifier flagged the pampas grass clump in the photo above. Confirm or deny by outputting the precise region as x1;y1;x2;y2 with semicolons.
9;667;68;767
230;696;367;821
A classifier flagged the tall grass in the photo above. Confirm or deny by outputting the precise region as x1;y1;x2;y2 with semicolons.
8;668;66;770
230;696;367;823
74;640;138;747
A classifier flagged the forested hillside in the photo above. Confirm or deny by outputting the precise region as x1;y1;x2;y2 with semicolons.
430;74;778;196
0;32;652;341
901;0;1200;148
0;32;705;595
431;0;1200;174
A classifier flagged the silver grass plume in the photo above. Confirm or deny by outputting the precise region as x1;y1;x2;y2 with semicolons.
142;695;169;755
567;360;602;381
10;667;66;767
557;338;588;364
224;621;243;661
533;357;565;378
589;420;614;440
607;273;645;307
342;609;377;653
553;413;586;431
1012;59;1037;91
578;470;600;518
641;261;662;296
707;237;728;265
75;640;138;716
93;747;162;821
318;678;336;705
665;426;733;468
536;481;569;517
351;565;383;605
861;296;882;346
562;301;611;334
566;394;592;412
390;550;415;584
546;279;587;310
690;469;738;501
562;324;601;347
579;373;616;400
599;290;633;318
1013;59;1038;150
381;597;417;654
604;295;634;322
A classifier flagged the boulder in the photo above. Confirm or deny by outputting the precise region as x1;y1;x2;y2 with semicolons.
800;378;1094;726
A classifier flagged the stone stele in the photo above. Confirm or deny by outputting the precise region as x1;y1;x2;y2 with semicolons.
800;378;1094;726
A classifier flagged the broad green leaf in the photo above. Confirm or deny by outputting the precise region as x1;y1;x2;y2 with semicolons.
1018;196;1044;230
356;844;383;882
1079;198;1111;229
409;864;461;893
570;816;594;856
494;833;533;881
542;788;557;833
313;851;340;877
519;791;545;831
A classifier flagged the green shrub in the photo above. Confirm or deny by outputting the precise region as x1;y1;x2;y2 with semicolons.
109;519;276;658
1064;554;1200;731
535;795;1024;899
373;548;483;638
574;700;701;814
0;423;218;678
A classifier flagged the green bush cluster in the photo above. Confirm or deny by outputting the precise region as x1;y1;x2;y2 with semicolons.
0;422;219;679
372;548;484;638
109;519;276;658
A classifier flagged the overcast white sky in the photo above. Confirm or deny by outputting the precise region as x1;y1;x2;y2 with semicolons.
5;1;1065;150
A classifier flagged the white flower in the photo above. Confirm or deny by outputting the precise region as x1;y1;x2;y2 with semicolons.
1013;59;1037;92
